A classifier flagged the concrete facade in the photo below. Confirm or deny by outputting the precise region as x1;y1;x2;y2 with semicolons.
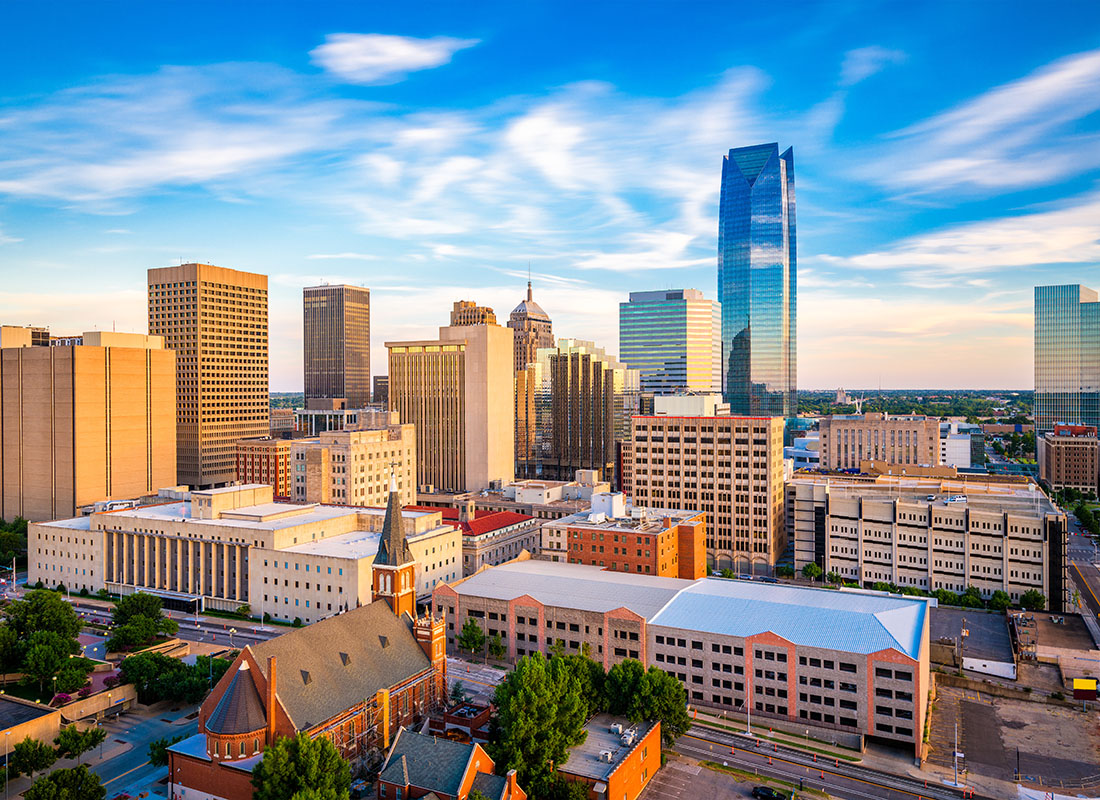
290;420;416;508
0;332;176;522
148;264;269;489
629;414;785;571
788;475;1069;612
387;323;514;493
29;484;461;622
819;413;940;471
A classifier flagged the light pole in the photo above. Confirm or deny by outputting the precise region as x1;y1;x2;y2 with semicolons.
229;627;237;648
5;730;10;800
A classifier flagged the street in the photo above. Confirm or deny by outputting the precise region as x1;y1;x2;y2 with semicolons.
1065;517;1100;618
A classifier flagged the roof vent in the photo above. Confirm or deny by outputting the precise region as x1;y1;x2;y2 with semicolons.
379;635;389;649
339;652;351;667
300;670;312;686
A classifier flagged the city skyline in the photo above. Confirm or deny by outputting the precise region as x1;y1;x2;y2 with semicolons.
2;3;1100;390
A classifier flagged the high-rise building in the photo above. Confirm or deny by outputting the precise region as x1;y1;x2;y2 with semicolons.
718;143;796;416
1034;284;1100;434
387;322;514;493
515;339;640;484
508;282;553;373
619;289;721;395
1;331;176;521
235;437;292;497
629;413;785;571
148;263;269;489
818;413;941;470
1038;424;1099;494
373;375;389;405
302;284;370;409
449;300;497;327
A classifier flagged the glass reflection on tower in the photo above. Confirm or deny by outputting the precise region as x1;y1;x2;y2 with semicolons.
1034;284;1100;434
718;142;796;417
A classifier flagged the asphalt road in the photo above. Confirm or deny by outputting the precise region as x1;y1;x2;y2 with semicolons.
92;704;199;796
679;725;986;800
1065;519;1100;617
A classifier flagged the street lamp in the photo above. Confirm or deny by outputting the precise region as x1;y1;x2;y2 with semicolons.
228;627;237;647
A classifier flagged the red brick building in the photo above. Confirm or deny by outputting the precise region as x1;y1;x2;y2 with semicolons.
1039;424;1099;493
558;715;660;800
377;727;526;800
235;437;292;497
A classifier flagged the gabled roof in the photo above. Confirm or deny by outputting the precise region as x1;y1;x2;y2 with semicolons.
206;662;267;735
378;728;476;796
247;602;430;729
471;772;509;800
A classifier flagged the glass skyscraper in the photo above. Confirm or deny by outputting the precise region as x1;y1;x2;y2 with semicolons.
619;289;721;395
1034;284;1100;434
718;142;796;417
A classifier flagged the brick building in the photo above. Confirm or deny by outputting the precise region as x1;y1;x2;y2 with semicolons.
1038;424;1099;494
377;727;526;800
559;715;660;800
235;437;292;497
408;498;538;577
540;492;707;579
167;600;447;800
435;560;931;757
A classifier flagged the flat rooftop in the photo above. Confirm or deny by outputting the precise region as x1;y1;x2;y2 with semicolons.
551;507;702;534
282;528;381;560
0;696;57;730
792;477;1058;516
930;607;1014;663
452;560;691;619
561;714;656;783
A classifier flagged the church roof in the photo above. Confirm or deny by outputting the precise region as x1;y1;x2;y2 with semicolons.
205;663;267;735
376;476;412;567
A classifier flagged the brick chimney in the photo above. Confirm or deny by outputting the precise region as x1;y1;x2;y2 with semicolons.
266;656;277;745
505;769;519;798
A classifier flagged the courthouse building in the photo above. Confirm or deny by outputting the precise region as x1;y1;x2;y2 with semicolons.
29;484;460;623
818;413;941;471
436;559;931;757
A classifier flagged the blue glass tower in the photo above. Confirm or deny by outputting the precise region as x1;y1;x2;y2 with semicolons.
1034;284;1100;434
718;143;796;417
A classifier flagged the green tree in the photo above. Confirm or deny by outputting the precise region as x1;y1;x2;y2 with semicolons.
1020;590;1046;611
457;618;486;656
562;653;605;712
53;659;93;694
108;592;178;651
934;588;960;606
24;765;105;800
113;592;164;627
5;591;82;642
489;653;587;794
251;731;351;800
720;568;735;579
148;734;185;768
0;625;19;686
958;586;985;609
604;660;689;746
450;680;467;705
801;563;823;581
54;725;105;764
826;571;842;584
288;790;349;800
988;591;1012;612
488;633;507;661
775;565;795;578
23;644;63;693
11;737;57;779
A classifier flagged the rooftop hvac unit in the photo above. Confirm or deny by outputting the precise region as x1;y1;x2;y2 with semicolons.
620;733;635;746
609;723;623;734
599;750;614;762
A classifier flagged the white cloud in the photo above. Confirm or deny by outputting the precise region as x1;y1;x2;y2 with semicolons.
816;192;1100;274
0;227;21;244
310;33;479;85
840;46;906;86
872;48;1100;194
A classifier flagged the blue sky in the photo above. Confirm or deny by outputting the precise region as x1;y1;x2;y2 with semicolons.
1;1;1099;390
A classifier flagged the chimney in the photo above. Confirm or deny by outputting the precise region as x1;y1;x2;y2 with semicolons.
266;656;277;745
506;769;519;798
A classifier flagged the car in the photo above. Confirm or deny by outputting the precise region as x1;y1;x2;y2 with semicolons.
758;576;779;584
751;787;787;800
738;574;754;581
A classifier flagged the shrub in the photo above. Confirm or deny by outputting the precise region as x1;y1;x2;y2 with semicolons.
292;617;302;628
51;693;72;706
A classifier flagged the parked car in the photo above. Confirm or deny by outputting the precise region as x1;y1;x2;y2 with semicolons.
758;577;779;584
751;788;787;800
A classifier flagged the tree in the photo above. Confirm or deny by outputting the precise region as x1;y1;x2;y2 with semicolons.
23;643;63;693
113;592;164;627
1020;590;1046;611
251;731;351;800
24;765;105;800
934;588;960;607
488;633;506;661
54;725;105;764
108;592;178;651
562;653;605;712
489;653;587;794
801;563;822;581
826;571;842;584
53;659;92;694
604;661;689;746
958;586;984;609
288;790;349;800
450;681;467;705
457;618;486;656
11;737;57;779
988;591;1012;612
148;734;185;767
775;565;795;578
5;590;82;642
720;568;735;579
120;651;232;704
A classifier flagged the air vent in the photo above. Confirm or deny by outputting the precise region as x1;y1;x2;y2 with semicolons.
301;670;312;685
379;635;389;649
339;652;351;666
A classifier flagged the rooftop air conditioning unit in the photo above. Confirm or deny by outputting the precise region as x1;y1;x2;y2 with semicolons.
599;750;614;763
609;723;623;734
620;733;635;746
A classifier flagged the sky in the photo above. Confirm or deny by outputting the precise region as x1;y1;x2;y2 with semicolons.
1;1;1099;391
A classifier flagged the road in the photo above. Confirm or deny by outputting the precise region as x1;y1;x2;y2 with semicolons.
677;724;988;800
92;703;199;796
1065;517;1100;617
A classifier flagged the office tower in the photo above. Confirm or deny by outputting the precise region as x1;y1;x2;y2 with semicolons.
387;322;514;492
619;289;721;395
508;282;553;373
1039;424;1099;494
630;413;785;570
302;284;370;409
1;331;176;521
148;263;269;489
373;375;389;405
718;142;796;416
449;300;497;327
818;413;941;470
515;339;640;483
290;417;417;507
789;474;1067;613
1034;284;1100;434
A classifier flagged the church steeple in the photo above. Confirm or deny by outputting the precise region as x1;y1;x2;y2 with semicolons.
373;470;417;618
376;471;411;567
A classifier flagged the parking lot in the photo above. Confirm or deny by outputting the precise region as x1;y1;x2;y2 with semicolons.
641;758;759;799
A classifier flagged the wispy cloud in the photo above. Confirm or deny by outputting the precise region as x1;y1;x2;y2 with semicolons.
840;46;906;86
0;227;21;244
816;191;1100;274
310;34;479;85
871;48;1100;195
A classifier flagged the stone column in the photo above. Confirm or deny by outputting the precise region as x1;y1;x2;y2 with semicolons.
187;540;195;594
223;543;231;601
235;546;242;601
